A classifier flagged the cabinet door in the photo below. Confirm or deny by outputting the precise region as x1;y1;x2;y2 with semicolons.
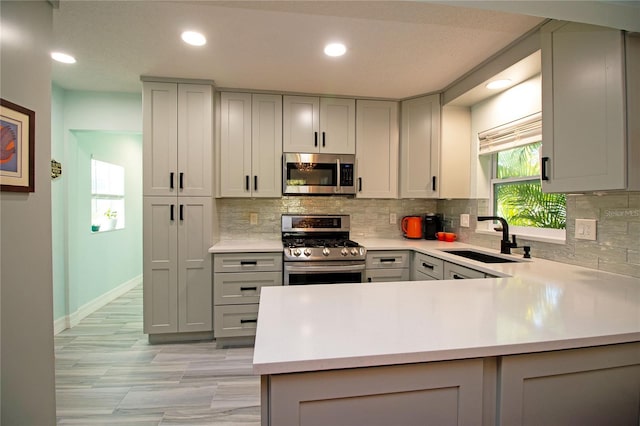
252;94;283;197
541;22;626;192
177;197;213;332
177;84;213;196
320;98;356;154
220;92;252;197
283;95;320;152
143;196;178;334
366;268;410;283
400;94;440;198
143;82;178;196
356;100;399;198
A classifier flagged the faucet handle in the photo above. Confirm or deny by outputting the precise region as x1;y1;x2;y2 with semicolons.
511;235;517;247
523;245;531;259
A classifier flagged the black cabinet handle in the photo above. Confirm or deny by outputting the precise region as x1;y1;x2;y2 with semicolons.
432;176;437;191
179;204;184;221
380;258;396;263
170;204;175;221
322;131;326;147
245;175;250;191
367;277;372;282
240;286;258;291
541;157;550;181
254;176;258;192
314;132;318;147
453;274;464;280
170;172;174;189
179;172;184;189
240;260;258;266
358;177;362;192
240;318;258;324
422;262;434;270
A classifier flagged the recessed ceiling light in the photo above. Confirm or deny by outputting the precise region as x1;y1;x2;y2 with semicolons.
324;43;347;57
51;52;76;64
181;31;206;47
486;79;512;90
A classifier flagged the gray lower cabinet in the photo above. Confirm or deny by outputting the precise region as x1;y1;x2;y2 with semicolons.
499;343;640;425
213;252;282;346
365;250;410;282
444;261;486;280
412;252;444;280
263;358;490;426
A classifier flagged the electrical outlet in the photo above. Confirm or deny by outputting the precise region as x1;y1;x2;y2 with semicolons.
460;214;470;228
389;213;397;224
575;219;596;241
250;213;258;225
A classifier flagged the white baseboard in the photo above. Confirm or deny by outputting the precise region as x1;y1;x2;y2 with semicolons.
53;274;142;335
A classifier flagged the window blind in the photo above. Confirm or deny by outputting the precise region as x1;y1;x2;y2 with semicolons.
478;112;541;155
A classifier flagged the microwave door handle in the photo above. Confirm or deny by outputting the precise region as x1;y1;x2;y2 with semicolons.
336;159;341;190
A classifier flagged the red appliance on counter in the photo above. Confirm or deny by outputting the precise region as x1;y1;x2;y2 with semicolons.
402;216;423;239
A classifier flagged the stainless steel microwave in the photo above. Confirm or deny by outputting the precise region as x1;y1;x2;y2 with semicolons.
283;153;356;195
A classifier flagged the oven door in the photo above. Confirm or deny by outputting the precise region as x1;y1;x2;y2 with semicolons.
284;261;365;285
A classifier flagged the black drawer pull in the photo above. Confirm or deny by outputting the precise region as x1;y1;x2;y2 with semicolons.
240;318;258;324
422;262;434;270
170;172;174;189
453;274;464;280
240;286;257;291
380;258;396;263
322;131;326;147
245;175;250;191
170;204;175;221
358;177;362;192
432;176;437;191
314;131;318;147
179;204;184;221
254;175;258;192
240;261;258;266
179;172;184;189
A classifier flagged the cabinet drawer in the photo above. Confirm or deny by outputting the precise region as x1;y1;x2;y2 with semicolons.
413;252;444;280
213;252;283;273
444;262;486;280
366;251;411;269
214;304;260;338
366;268;410;283
214;271;282;305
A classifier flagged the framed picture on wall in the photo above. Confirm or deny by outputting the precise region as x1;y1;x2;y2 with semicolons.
0;98;35;192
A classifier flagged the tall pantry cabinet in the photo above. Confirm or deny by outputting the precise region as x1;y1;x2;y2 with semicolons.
142;79;214;339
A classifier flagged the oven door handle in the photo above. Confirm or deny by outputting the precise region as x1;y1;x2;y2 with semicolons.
285;263;365;273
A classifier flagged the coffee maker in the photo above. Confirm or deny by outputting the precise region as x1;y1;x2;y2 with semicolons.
423;213;443;240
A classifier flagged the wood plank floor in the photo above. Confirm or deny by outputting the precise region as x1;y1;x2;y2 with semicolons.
55;285;260;425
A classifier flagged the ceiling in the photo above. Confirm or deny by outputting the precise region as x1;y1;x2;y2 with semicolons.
52;1;549;100
51;1;639;103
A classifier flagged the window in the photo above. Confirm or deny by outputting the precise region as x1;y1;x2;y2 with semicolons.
91;159;124;232
479;113;566;241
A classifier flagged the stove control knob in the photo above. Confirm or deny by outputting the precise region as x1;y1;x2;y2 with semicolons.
292;248;301;257
303;248;312;257
322;248;331;256
351;248;359;256
341;248;349;256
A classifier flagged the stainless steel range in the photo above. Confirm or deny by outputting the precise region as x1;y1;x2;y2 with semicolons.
282;214;366;285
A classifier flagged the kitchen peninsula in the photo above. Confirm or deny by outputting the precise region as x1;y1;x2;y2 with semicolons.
247;239;640;426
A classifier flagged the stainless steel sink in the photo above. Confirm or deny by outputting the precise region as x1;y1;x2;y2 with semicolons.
441;249;520;263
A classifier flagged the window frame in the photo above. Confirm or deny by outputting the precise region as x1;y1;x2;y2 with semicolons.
90;158;125;233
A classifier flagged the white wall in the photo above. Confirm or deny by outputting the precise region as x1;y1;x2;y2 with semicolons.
0;1;56;424
470;75;542;198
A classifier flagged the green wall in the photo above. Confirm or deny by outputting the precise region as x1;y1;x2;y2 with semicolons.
51;87;142;326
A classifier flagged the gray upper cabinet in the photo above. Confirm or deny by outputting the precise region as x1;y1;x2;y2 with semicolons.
400;94;441;198
283;95;356;154
355;100;399;198
541;22;639;193
143;82;213;197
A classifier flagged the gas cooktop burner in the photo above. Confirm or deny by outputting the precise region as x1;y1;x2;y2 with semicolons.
284;238;360;249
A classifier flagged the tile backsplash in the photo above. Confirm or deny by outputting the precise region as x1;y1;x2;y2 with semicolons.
216;192;639;278
439;192;640;279
216;197;437;240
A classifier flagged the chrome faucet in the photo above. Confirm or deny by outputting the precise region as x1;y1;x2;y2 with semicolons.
478;216;517;254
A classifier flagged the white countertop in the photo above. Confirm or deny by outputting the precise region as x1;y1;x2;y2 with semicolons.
252;238;640;375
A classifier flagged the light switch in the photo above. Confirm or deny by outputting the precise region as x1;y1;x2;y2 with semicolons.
575;219;596;241
250;213;258;225
389;213;397;224
460;214;470;228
